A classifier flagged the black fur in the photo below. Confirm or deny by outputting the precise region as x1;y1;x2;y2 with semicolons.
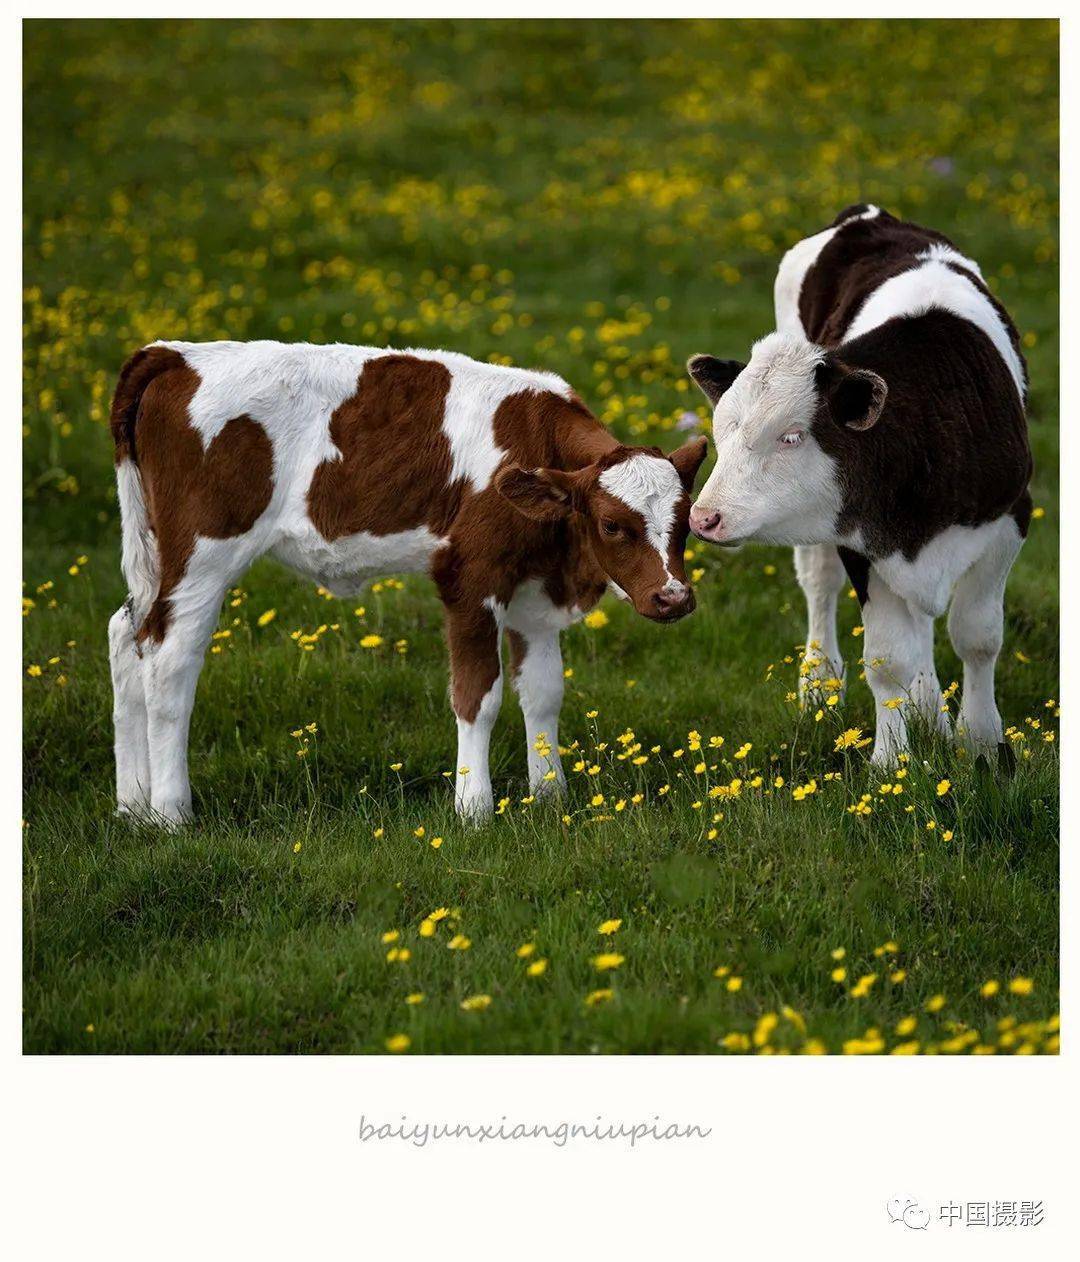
812;310;1031;561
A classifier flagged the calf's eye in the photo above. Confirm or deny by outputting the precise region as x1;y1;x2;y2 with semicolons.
601;519;621;537
779;429;804;447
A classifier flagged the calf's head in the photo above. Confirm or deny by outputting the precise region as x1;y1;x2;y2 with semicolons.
686;333;887;547
496;438;708;621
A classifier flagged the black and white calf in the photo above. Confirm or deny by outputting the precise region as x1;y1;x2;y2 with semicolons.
688;205;1032;764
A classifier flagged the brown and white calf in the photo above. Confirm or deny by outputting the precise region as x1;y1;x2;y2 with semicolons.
688;205;1032;764
109;342;706;824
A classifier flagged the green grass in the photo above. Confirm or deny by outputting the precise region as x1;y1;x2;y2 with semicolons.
23;18;1059;1053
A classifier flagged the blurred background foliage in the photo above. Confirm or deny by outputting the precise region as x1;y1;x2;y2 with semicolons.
24;18;1057;544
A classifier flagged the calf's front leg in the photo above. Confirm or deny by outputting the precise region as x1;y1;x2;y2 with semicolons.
508;627;566;797
862;570;923;767
444;601;503;820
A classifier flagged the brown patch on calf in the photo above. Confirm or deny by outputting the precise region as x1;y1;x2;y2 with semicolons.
506;629;528;681
492;388;615;470
133;366;274;642
307;355;456;540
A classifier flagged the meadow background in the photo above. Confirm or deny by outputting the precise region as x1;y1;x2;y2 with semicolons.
23;19;1058;1054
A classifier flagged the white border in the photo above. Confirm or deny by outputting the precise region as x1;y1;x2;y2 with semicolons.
5;6;1070;1257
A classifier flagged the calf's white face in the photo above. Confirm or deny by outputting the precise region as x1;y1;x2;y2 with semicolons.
687;333;886;547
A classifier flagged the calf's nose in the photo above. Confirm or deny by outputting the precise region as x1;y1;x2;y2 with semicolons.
652;585;695;618
689;505;723;540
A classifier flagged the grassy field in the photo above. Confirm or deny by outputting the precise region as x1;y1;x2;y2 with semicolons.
23;19;1059;1054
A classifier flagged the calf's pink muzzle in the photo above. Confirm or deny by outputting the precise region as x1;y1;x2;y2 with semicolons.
689;504;725;543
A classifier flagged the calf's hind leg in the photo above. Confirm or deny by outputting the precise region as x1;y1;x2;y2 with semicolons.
947;520;1024;751
139;549;240;827
794;544;847;704
109;599;151;814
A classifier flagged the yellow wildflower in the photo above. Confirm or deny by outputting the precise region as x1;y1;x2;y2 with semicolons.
459;994;492;1012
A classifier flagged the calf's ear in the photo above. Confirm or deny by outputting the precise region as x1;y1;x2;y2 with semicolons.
816;359;888;431
669;435;709;492
495;466;584;521
687;354;746;405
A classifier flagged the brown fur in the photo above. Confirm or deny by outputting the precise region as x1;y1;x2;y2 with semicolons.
112;345;703;722
445;603;502;723
506;629;528;680
307;356;458;540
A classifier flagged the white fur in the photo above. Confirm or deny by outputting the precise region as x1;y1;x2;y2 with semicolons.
455;676;504;820
844;260;1025;400
109;603;151;814
916;242;984;278
869;519;1015;619
505;580;579;796
854;517;1023;764
599;453;685;588
442;360;569;491
947;519;1023;748
694;333;843;545
272;524;445;597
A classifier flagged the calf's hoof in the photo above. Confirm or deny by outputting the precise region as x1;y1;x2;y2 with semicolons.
149;799;194;830
531;773;566;801
115;795;152;821
455;792;493;824
869;741;901;771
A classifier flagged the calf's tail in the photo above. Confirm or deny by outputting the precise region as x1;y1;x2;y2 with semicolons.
109;346;175;627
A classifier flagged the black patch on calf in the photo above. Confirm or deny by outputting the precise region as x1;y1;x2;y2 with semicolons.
1011;488;1033;537
838;546;870;606
798;209;959;347
812;310;1032;562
